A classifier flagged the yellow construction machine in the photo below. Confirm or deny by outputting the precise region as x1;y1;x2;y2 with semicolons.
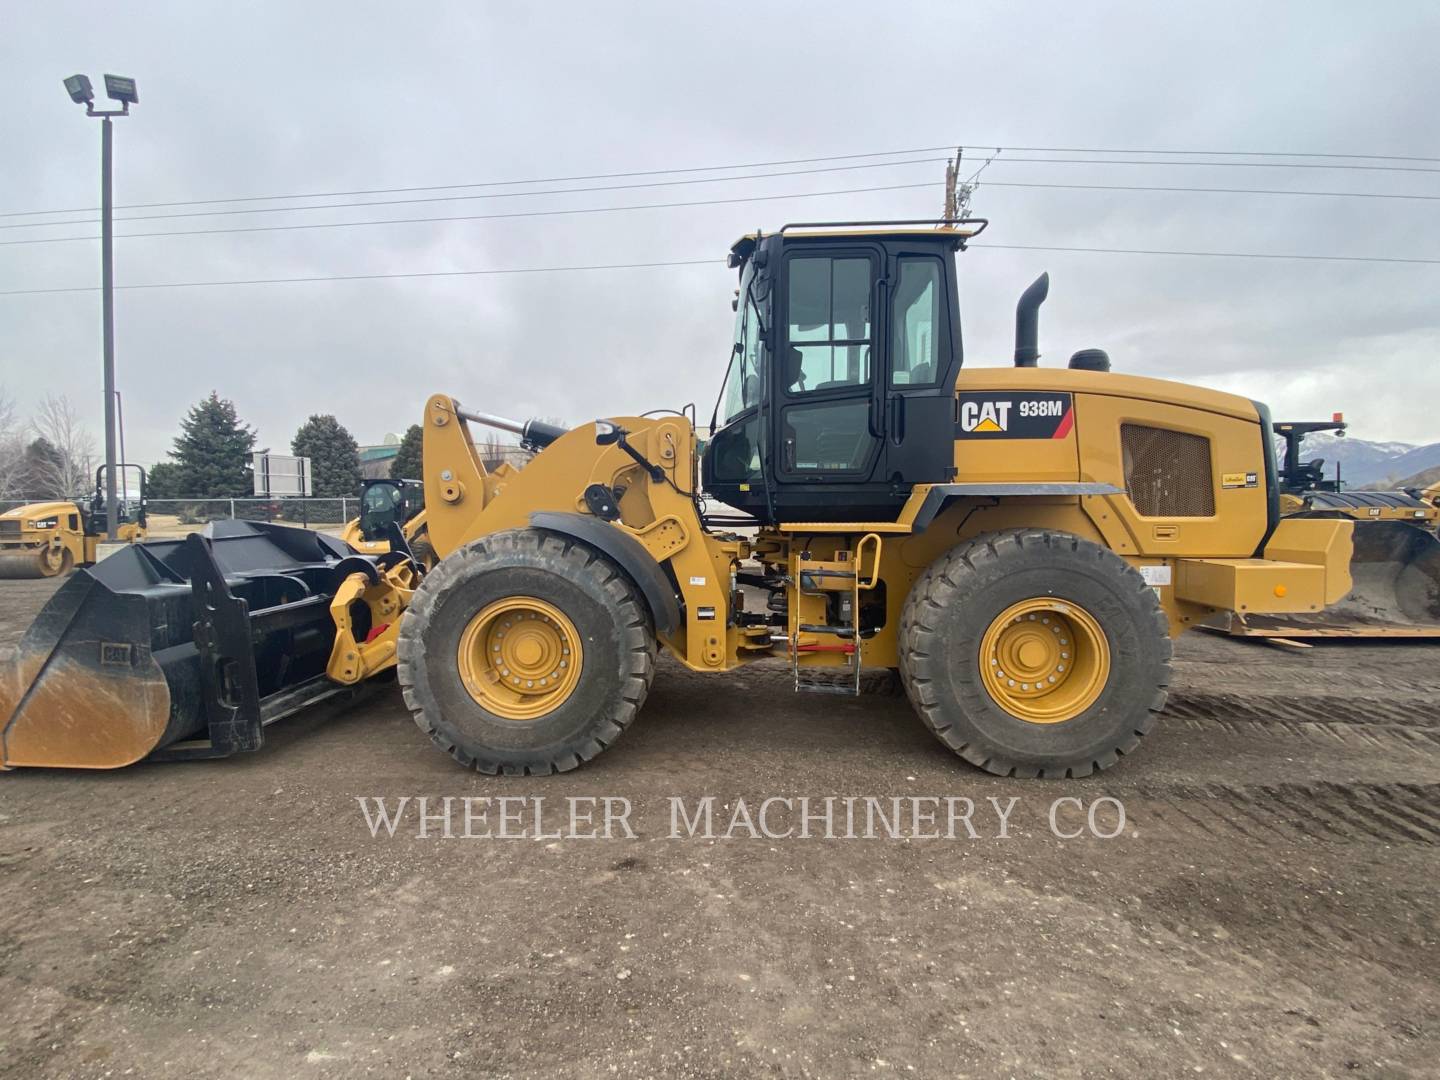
0;465;147;579
0;219;1352;775
1223;418;1440;640
340;477;435;568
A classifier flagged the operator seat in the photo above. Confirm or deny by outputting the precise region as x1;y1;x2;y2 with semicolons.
1299;458;1326;486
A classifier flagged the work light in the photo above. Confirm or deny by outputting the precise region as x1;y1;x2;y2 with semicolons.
104;74;138;104
63;74;94;104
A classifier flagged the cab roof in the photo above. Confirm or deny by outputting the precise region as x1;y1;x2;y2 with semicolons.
728;218;988;263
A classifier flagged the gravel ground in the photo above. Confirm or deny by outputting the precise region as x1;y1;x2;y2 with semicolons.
0;574;1436;1079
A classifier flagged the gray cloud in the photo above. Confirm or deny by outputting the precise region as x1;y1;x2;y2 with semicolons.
2;0;1438;467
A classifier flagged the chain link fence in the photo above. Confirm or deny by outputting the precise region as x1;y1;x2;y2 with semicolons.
146;497;357;528
0;496;359;535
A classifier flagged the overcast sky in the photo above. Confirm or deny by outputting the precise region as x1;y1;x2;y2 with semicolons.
2;1;1438;467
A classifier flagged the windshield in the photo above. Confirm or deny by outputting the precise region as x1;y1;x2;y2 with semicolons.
359;482;403;539
718;261;764;426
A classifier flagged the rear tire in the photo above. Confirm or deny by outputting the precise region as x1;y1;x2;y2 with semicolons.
899;529;1172;778
397;527;656;774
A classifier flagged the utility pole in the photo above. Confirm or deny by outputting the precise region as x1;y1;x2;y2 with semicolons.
64;73;138;539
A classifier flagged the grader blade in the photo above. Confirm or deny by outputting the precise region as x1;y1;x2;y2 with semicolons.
1;520;374;770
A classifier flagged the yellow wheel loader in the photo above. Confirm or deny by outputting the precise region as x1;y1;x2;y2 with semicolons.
340;478;435;568
0;219;1351;775
0;465;147;579
1223;418;1440;640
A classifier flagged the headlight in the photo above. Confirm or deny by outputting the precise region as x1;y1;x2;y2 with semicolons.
28;516;59;530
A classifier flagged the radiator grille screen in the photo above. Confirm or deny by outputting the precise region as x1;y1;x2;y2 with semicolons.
1121;424;1215;517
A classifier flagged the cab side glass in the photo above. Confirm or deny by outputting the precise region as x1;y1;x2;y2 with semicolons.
890;257;943;386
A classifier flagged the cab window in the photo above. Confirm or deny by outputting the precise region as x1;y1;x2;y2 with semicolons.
890;257;944;386
721;266;764;424
785;256;872;394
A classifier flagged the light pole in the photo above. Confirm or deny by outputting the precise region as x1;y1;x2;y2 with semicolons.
114;388;126;478
64;73;138;540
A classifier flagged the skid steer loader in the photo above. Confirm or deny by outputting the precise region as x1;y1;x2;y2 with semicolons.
0;465;148;579
1223;418;1440;640
340;478;435;568
0;219;1352;776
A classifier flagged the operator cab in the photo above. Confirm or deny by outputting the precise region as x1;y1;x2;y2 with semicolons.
84;464;147;534
357;477;425;542
1274;419;1346;494
702;220;982;522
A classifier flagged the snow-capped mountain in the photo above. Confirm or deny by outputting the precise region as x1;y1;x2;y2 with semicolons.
1284;431;1440;488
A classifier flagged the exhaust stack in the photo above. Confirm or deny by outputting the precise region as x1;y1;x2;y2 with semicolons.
1013;272;1050;367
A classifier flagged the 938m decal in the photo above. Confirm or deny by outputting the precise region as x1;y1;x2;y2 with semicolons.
955;392;1074;439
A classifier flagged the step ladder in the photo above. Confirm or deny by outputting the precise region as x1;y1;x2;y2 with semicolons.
791;533;881;696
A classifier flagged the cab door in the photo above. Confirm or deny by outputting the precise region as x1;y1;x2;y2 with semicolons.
773;245;885;484
882;249;960;484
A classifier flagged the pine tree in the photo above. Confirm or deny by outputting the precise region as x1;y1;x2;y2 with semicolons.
144;460;183;499
171;392;258;498
292;414;361;498
389;424;423;481
19;437;65;499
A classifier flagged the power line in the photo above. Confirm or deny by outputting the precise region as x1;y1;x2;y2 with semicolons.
11;160;1434;235
979;155;1440;175
0;145;959;219
4;140;1436;221
0;259;722;296
972;242;1440;265
0;157;948;231
10;167;1435;249
976;144;1440;164
5;241;1437;297
979;179;1440;202
0;181;940;247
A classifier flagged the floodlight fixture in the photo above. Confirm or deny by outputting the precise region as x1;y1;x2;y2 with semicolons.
103;74;138;105
63;74;94;104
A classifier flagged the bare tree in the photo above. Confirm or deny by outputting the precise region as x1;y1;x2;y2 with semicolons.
29;394;96;498
0;387;25;499
475;433;530;471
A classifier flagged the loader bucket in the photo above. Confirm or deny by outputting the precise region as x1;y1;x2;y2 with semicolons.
1339;520;1440;626
1;520;373;769
1227;520;1440;639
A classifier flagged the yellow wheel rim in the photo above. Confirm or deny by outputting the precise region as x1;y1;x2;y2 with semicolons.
39;546;66;576
456;597;583;720
979;598;1110;724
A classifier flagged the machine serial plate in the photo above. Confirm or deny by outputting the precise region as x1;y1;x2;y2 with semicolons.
955;392;1074;439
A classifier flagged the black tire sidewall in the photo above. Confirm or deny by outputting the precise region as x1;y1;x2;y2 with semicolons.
904;533;1169;770
401;533;646;768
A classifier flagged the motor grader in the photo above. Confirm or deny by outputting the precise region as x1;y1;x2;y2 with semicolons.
0;219;1352;776
1222;417;1440;640
0;464;147;579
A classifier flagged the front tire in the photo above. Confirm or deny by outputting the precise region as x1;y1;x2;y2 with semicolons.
397;528;656;774
899;529;1172;778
